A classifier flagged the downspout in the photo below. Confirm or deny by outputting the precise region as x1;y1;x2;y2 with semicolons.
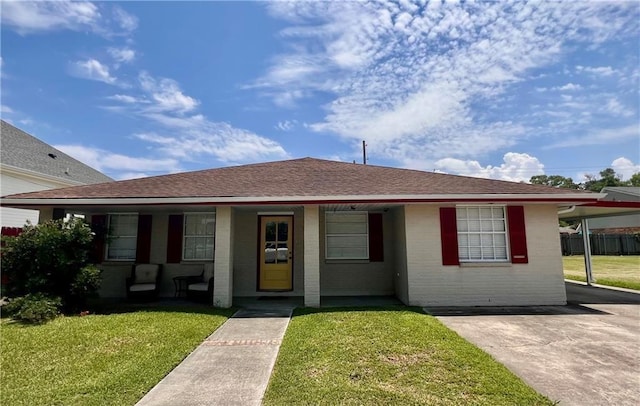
557;205;576;215
581;218;594;286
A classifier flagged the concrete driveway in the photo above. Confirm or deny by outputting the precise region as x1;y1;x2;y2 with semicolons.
430;282;640;406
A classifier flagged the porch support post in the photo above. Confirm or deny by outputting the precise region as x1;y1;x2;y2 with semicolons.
304;205;320;307
581;218;594;286
38;207;54;222
213;206;234;308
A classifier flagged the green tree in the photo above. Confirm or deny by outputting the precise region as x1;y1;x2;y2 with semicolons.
529;174;579;189
629;172;640;186
583;168;627;192
1;218;101;312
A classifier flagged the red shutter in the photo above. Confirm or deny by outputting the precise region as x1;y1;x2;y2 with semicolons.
136;215;152;263
90;215;107;263
368;213;384;262
440;207;460;266
167;214;183;263
507;206;528;264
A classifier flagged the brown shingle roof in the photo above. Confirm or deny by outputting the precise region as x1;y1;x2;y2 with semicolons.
3;157;593;200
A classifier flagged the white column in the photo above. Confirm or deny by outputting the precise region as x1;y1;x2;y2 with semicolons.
213;206;234;308
581;218;594;285
304;205;321;307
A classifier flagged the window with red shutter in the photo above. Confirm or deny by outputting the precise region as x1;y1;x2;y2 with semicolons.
440;207;460;265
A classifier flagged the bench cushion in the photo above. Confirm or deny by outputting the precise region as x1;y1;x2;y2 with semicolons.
187;282;209;292
129;283;156;292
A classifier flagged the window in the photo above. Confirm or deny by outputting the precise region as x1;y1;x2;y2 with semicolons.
325;211;369;259
456;206;508;262
106;214;138;260
183;213;215;260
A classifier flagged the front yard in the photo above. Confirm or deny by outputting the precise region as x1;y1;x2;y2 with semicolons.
563;255;640;290
0;306;233;405
264;307;553;405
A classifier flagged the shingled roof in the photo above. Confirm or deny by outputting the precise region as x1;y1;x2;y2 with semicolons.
3;157;595;202
1;120;113;185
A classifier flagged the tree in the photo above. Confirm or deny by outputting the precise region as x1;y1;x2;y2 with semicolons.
583;168;627;192
530;174;579;189
629;173;640;187
1;218;101;312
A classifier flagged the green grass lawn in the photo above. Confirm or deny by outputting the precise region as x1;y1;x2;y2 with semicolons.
264;307;552;405
563;255;640;290
1;305;234;406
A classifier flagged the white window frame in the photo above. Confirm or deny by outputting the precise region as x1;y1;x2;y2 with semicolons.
106;213;138;261
325;211;369;260
182;212;216;261
456;205;509;263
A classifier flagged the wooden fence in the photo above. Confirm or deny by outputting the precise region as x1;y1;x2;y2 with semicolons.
560;234;640;256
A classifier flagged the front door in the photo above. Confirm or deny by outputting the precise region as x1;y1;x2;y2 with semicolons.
259;216;293;291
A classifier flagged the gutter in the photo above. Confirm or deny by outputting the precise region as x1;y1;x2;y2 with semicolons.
1;193;606;208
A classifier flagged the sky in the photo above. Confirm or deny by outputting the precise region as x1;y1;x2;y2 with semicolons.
1;0;639;183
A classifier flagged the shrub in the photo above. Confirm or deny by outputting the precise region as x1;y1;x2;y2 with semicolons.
3;293;62;324
1;218;101;312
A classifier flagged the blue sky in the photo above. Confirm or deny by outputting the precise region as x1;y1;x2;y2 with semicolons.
1;1;639;183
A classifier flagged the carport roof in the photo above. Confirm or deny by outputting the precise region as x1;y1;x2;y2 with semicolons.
558;201;640;220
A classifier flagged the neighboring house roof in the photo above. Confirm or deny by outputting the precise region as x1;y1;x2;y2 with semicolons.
2;157;600;205
0;120;113;185
600;187;640;201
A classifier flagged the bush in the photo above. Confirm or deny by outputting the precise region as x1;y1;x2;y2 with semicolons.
1;218;101;312
3;293;62;324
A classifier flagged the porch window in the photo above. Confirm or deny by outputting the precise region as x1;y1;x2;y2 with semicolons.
456;206;508;262
183;213;215;260
106;213;138;260
325;211;369;259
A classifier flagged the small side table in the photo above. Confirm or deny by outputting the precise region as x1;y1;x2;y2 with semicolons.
173;275;195;298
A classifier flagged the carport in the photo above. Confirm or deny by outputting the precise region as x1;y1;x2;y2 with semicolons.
558;201;640;285
431;282;640;406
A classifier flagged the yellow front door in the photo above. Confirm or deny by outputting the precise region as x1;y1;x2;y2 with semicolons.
259;216;293;291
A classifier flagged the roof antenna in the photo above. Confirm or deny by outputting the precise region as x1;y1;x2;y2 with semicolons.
362;140;367;165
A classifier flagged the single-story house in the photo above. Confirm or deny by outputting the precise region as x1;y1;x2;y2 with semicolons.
0;157;604;307
0;120;113;228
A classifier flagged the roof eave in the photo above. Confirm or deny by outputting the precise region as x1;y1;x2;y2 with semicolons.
0;193;606;208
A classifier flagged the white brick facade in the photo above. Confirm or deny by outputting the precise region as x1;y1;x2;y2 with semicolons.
404;204;566;306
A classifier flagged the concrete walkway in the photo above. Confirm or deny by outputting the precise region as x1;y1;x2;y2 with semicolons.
432;282;640;406
136;307;293;406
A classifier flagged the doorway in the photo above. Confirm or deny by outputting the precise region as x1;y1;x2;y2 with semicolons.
258;216;293;291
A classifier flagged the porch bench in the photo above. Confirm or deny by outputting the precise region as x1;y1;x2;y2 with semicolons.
126;264;162;300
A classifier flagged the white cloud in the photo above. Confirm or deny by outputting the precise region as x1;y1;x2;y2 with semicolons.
133;123;288;164
605;98;634;117
105;71;289;164
69;59;116;84
54;144;182;179
257;1;638;164
611;157;640;180
576;65;616;76
1;1;100;34
108;47;136;64
1;105;14;114
138;71;199;113
434;152;545;182
1;1;136;37
275;120;298;131
557;83;582;91
546;124;639;148
112;5;138;33
107;94;143;104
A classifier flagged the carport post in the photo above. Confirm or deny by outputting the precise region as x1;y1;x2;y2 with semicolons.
581;218;594;286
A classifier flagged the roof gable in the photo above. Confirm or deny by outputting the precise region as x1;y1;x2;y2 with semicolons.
3;157;595;201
